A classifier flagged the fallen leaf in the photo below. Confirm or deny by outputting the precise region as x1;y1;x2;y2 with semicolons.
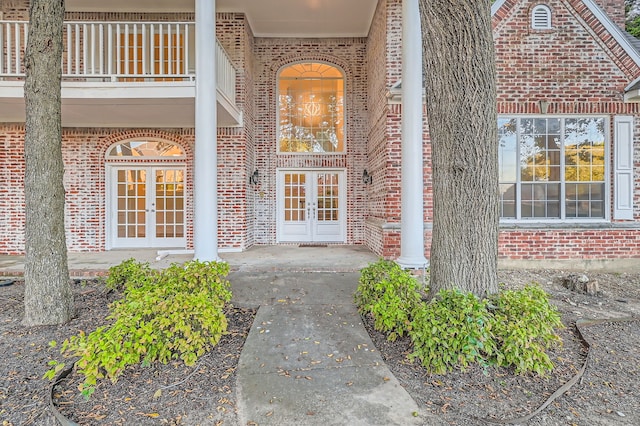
137;412;159;418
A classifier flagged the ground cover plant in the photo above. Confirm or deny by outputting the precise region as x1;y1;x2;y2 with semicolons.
355;260;564;376
46;259;233;399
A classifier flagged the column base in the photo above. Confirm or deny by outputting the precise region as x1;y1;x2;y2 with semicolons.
397;256;429;270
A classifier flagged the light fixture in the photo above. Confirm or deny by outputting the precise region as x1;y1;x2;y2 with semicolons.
362;169;372;185
539;99;549;114
249;169;259;185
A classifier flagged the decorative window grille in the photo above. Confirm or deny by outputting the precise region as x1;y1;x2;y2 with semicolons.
531;5;552;30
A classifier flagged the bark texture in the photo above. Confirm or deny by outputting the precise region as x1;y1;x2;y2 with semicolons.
419;0;499;297
22;0;73;326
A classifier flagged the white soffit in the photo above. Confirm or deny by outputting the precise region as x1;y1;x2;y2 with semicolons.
66;0;378;38
218;0;377;37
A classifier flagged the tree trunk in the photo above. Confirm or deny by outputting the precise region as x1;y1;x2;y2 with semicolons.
419;0;499;298
22;0;74;326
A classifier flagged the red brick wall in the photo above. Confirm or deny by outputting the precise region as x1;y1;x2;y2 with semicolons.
593;0;626;29
0;126;26;254
0;123;260;254
494;0;637;102
0;126;269;254
368;0;640;262
499;228;640;259
252;37;368;244
217;13;254;250
1;0;29;20
364;0;389;254
2;1;639;263
489;0;640;261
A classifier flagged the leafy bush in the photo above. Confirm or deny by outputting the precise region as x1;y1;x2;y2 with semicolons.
104;258;155;291
488;284;563;375
48;260;231;398
355;260;564;376
354;259;425;341
409;290;495;374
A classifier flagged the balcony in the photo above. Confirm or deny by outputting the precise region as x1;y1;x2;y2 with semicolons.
0;20;241;127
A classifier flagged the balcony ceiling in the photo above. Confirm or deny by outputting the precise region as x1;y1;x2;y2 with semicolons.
65;0;378;37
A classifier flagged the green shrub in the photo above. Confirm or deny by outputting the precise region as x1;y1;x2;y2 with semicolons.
354;259;425;341
354;259;564;376
104;258;155;291
409;290;495;374
50;260;231;398
488;284;563;375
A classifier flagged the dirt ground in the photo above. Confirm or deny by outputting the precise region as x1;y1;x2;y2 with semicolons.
1;269;639;425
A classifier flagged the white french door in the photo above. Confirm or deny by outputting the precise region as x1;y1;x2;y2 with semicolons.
277;170;346;243
108;166;186;248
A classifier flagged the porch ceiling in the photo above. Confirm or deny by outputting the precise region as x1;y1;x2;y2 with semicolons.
0;84;241;128
65;0;378;38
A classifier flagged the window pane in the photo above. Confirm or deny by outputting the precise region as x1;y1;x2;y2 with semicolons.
564;118;605;183
519;120;536;182
565;182;605;218
279;63;345;153
498;118;518;182
499;183;516;218
521;183;560;218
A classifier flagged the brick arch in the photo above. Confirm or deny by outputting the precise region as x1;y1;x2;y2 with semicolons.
528;1;554;12
270;54;354;85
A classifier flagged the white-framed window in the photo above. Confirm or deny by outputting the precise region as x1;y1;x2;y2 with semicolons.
278;62;345;153
498;116;607;220
531;5;552;30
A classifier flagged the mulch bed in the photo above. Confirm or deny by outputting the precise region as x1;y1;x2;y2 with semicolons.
0;280;255;426
1;270;639;425
364;271;640;425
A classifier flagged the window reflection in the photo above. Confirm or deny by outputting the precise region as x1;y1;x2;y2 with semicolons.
498;117;606;220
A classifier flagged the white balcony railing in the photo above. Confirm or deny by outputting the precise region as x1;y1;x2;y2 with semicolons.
0;20;236;105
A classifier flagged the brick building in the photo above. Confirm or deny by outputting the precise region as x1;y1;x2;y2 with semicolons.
0;0;639;268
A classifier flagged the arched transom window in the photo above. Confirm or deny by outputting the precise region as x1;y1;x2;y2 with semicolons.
106;140;185;159
278;62;345;153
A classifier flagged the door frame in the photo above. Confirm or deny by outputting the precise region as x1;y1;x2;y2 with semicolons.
105;164;187;250
276;168;347;243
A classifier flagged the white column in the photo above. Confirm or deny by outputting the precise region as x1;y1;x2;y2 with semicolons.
194;0;219;261
397;0;428;269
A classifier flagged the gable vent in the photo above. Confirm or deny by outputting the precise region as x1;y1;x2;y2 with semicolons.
531;5;552;30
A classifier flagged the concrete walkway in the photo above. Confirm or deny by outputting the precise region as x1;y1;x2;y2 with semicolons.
0;245;439;424
231;270;434;425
